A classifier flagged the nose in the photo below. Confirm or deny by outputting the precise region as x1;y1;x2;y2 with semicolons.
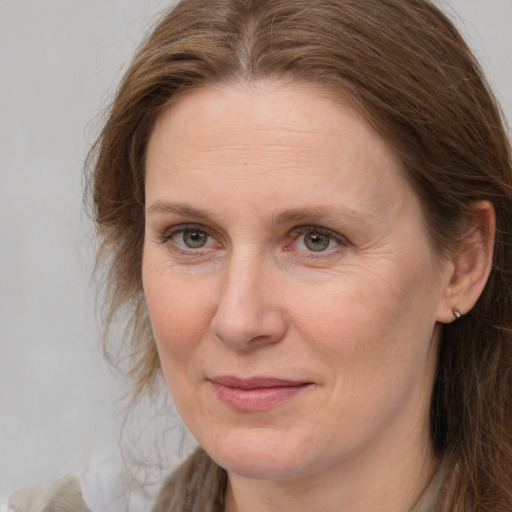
210;253;287;350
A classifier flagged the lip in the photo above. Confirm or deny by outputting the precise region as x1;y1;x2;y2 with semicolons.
209;376;312;412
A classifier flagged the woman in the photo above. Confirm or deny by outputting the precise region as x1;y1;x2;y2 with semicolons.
9;0;512;511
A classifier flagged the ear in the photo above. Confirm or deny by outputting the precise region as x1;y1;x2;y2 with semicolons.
436;201;495;323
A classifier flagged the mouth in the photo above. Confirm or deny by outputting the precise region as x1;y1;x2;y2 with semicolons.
208;376;312;412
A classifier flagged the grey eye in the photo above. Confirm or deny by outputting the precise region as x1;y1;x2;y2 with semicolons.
182;229;209;248
303;232;332;252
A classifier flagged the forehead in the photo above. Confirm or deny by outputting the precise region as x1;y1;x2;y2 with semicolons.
145;80;413;222
148;81;404;171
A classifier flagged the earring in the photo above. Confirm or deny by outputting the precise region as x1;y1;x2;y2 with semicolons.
452;307;462;319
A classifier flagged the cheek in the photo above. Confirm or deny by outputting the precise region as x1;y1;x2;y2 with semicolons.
143;266;216;369
290;276;397;350
291;275;438;434
289;261;439;384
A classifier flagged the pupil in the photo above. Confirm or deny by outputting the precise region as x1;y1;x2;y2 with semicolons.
305;232;330;252
184;230;207;248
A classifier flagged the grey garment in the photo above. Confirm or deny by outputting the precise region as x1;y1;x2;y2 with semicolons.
8;449;446;512
151;448;226;512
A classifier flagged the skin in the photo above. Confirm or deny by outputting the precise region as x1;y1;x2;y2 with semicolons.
142;81;493;512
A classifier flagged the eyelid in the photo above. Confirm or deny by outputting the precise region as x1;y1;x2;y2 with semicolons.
290;225;349;244
160;222;219;240
161;223;207;242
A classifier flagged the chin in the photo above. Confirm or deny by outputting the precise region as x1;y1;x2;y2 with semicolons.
199;427;319;481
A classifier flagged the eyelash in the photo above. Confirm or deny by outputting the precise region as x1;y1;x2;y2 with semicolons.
159;223;349;257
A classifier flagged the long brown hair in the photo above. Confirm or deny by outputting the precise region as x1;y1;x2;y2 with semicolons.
87;0;512;509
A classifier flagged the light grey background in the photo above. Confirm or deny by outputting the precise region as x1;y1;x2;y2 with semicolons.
1;0;511;507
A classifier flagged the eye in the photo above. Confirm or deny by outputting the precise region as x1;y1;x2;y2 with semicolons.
291;226;345;254
161;225;217;251
300;231;337;252
180;229;210;248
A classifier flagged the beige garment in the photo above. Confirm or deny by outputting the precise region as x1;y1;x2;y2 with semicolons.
9;449;447;512
8;475;91;512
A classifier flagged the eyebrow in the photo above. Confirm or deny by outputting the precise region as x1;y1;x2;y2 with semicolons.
272;206;374;225
146;201;214;219
146;200;373;225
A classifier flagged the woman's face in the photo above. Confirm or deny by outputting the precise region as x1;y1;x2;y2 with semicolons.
143;82;452;481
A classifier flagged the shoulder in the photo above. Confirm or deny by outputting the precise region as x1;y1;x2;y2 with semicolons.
8;475;91;512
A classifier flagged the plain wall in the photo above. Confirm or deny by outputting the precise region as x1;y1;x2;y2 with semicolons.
1;0;511;508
